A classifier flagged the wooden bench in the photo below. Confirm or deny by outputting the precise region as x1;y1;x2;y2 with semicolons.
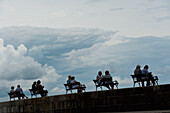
8;92;19;100
93;78;119;91
29;89;39;98
64;82;86;94
29;89;48;98
130;74;158;87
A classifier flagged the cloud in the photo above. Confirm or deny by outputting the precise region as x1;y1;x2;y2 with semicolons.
50;10;66;17
110;8;123;11
1;26;170;101
0;38;61;99
0;39;46;80
86;0;108;4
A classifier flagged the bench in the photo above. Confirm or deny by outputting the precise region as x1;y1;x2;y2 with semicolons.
29;89;39;98
64;82;86;94
29;89;48;98
130;74;158;87
8;92;19;100
93;78;119;91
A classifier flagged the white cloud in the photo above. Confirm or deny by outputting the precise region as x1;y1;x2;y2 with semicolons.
0;38;61;100
50;10;66;17
0;27;170;101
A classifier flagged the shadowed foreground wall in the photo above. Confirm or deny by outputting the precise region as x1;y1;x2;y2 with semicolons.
0;84;170;113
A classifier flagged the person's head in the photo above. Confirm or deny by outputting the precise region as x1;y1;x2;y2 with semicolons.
33;81;36;85
144;65;149;69
136;65;141;69
98;71;102;76
11;86;14;90
68;75;72;80
17;85;20;88
105;70;109;75
37;80;41;84
71;76;75;80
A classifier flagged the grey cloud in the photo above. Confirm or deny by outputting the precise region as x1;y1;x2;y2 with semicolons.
86;0;108;4
110;8;123;11
0;26;170;101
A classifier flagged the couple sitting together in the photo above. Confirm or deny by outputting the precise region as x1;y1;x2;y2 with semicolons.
96;70;114;90
10;85;28;100
67;75;85;93
134;65;155;87
32;80;48;97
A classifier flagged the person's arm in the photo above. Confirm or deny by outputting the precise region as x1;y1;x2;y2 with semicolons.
97;76;100;80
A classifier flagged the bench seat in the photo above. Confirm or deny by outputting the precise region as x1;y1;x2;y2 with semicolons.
130;74;158;87
93;79;119;91
64;82;86;94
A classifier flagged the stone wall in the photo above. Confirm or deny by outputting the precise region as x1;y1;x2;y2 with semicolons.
1;84;170;113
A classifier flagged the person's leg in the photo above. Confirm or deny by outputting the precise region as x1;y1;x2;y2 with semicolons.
105;85;111;90
142;81;144;87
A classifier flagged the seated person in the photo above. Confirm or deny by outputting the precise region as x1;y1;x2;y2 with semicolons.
96;71;103;84
32;81;37;94
67;75;72;84
36;80;48;97
134;65;146;87
142;65;155;86
70;76;82;93
15;85;28;100
100;70;113;90
10;86;17;97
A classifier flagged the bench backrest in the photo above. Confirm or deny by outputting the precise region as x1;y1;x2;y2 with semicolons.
64;82;81;89
100;77;112;82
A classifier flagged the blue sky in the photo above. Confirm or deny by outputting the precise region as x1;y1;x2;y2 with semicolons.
0;0;170;101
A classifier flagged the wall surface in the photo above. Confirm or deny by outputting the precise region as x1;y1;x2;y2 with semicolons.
1;84;170;113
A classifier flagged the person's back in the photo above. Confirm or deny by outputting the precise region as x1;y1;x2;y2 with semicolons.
142;65;154;86
15;86;23;95
134;65;142;75
36;80;48;97
32;81;37;93
67;75;72;84
10;86;15;93
102;70;112;82
100;70;113;90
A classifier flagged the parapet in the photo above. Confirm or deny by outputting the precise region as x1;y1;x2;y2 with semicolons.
0;84;170;113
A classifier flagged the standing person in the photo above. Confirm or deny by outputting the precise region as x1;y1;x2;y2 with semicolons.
32;81;37;94
67;75;72;84
96;71;103;85
15;85;28;100
134;65;145;87
142;65;155;86
100;70;113;90
36;80;48;97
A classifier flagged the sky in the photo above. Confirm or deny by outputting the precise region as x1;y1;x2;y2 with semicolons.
0;0;170;101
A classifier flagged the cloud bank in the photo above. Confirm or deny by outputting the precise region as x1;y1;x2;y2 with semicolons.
0;26;170;101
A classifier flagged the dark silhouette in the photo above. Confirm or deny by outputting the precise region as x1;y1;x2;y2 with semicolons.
15;85;28;100
36;80;48;97
142;65;155;86
32;81;37;94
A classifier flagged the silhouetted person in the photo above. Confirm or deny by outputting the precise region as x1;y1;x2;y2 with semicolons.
15;85;28;100
142;65;155;86
36;80;48;97
96;71;103;85
32;81;37;94
134;65;145;87
100;70;113;90
67;75;72;84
